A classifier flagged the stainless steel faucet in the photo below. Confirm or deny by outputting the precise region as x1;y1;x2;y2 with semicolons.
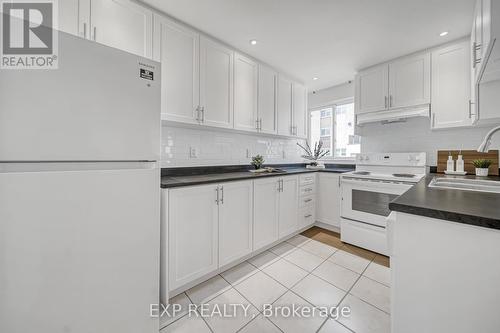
478;125;500;152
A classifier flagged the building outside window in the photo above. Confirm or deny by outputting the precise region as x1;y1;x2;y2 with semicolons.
309;101;360;159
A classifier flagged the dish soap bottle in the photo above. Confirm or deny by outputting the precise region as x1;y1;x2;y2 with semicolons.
456;151;465;173
447;152;455;172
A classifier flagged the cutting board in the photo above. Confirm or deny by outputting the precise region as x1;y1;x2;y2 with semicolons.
437;150;499;175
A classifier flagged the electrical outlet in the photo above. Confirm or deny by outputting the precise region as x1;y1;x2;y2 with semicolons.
189;146;199;158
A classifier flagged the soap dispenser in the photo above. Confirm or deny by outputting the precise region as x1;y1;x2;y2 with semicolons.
446;152;455;172
456;151;465;173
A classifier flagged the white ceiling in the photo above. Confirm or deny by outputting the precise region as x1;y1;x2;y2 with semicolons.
142;0;475;91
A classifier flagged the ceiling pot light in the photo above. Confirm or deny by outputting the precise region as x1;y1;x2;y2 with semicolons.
313;77;319;80
439;31;449;37
250;39;257;45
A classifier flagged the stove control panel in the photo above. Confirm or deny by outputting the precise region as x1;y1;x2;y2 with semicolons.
355;153;426;166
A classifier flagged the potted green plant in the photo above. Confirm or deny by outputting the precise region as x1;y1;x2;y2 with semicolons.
472;159;492;176
297;141;330;169
251;155;264;170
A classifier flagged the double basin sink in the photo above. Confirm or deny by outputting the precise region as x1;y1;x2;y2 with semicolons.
429;177;500;194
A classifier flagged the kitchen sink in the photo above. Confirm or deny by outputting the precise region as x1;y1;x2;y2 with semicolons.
428;177;500;194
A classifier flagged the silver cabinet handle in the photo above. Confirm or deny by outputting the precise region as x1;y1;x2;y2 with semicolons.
93;27;97;41
432;113;436;128
215;187;219;204
389;95;393;108
220;186;224;204
277;179;281;192
304;214;313;218
469;100;475;118
82;23;87;38
195;106;201;122
259;119;263;131
384;96;388;109
256;119;260;130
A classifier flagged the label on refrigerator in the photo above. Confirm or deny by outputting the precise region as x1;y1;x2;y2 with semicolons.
140;68;154;81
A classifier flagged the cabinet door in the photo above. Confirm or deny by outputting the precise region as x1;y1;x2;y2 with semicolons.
355;64;389;113
234;53;258;132
253;178;280;250
279;176;298;238
153;15;200;124
293;83;308;138
59;0;89;38
277;76;293;135
388;53;430;108
90;0;153;58
168;184;218;290
317;173;341;228
472;0;483;83
258;65;278;134
431;41;472;129
199;37;234;129
219;181;253;267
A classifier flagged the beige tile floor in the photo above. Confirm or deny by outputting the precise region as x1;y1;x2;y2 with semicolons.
160;227;391;333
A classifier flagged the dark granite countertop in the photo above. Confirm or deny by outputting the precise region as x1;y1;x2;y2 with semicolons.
161;164;354;189
389;174;500;230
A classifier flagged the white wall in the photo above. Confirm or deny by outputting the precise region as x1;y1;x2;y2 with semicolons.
358;118;500;166
308;82;354;109
161;125;306;167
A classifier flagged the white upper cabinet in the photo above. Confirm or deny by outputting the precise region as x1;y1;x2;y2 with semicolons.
90;0;153;58
199;37;234;129
153;15;200;124
218;181;253;267
355;64;389;114
431;41;472;129
355;53;430;115
234;53;259;132
293;83;308;138
253;178;280;250
278;176;298;238
168;184;218;291
388;53;431;108
277;75;293;136
58;0;89;38
472;0;484;83
258;65;278;134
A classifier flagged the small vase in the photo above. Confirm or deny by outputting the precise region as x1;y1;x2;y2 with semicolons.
475;168;489;177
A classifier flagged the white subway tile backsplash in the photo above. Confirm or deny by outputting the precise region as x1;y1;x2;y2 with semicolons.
161;125;306;167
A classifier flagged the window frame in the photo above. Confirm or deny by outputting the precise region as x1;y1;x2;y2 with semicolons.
308;98;358;161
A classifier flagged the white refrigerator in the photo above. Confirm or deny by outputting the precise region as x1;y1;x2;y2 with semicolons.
0;32;161;332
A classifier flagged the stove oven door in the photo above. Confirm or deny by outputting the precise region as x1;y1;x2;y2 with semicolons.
341;177;413;227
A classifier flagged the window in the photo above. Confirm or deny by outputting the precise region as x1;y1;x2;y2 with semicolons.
309;102;360;159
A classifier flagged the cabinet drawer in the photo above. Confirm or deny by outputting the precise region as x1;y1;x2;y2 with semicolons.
299;173;316;186
299;206;315;228
299;184;316;196
300;195;315;208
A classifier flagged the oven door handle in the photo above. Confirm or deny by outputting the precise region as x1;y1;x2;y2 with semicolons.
341;178;413;189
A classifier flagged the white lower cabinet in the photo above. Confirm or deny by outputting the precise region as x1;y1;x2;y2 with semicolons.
218;181;253;267
278;176;299;238
168;184;219;291
253;178;280;250
316;173;341;228
168;180;253;292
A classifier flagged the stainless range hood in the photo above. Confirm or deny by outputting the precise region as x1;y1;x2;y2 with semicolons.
356;104;430;125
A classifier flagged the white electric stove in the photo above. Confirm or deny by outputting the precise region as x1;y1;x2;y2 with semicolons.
340;152;427;255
